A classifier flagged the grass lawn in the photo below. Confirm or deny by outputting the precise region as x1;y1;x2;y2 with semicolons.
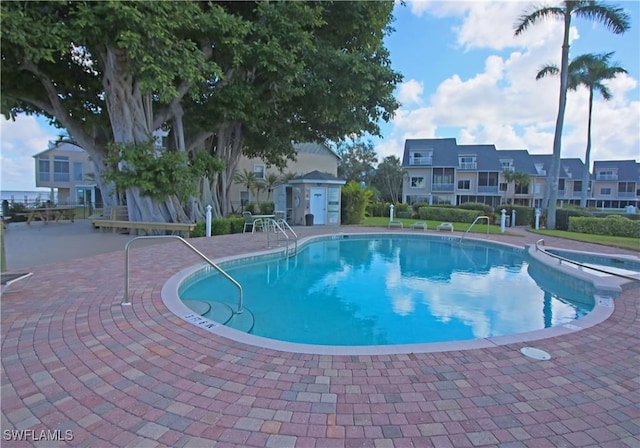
528;228;640;252
359;216;521;236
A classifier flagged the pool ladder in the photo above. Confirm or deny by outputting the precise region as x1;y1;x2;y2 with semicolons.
122;235;244;313
264;218;298;257
460;215;491;243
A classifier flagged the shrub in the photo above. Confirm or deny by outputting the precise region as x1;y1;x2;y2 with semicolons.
555;208;591;230
191;221;206;238
259;202;274;215
569;216;640;238
417;206;482;223
500;205;535;226
396;211;412;219
412;202;430;214
229;216;245;234
367;201;389;217
341;181;372;224
459;202;493;214
245;202;257;214
210;218;231;235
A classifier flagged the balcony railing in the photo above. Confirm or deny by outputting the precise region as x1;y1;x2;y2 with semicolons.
477;186;498;193
432;183;455;192
458;162;477;170
617;191;637;198
409;156;433;166
596;174;618;180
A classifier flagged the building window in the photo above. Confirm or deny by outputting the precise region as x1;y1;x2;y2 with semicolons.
410;151;432;165
573;181;582;192
515;184;529;195
240;190;249;206
597;169;617;180
457;180;470;190
74;162;83;181
458;156;477;170
618;182;635;193
410;176;425;188
478;172;498;187
39;158;50;182
558;179;565;191
53;156;70;182
500;160;514;172
253;164;265;179
600;187;611;195
499;183;508;192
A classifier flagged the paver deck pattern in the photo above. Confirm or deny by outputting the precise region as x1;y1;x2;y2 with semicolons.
1;224;639;447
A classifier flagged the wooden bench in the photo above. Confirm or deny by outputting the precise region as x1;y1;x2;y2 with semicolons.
92;219;196;237
90;205;129;229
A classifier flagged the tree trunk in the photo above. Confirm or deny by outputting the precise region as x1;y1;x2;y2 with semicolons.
101;45;189;225
580;89;594;208
545;14;572;230
215;122;245;216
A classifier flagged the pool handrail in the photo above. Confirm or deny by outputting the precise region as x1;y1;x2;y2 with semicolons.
460;215;491;242
123;235;244;313
534;238;639;282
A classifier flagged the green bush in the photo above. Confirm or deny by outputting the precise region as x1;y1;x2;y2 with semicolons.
569;216;640;238
367;201;390;217
341;181;372;224
396;211;412;219
412;202;430;213
417;206;482;223
259;202;275;215
555;208;592;230
210;218;231;235
191;221;206;238
500;205;535;226
459;202;493;214
229;217;245;234
245;203;257;214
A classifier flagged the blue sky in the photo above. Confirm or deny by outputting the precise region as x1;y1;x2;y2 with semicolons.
1;0;639;191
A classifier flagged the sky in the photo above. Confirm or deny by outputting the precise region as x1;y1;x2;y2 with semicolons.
1;0;639;192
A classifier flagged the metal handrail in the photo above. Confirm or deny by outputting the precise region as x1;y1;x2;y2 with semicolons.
265;218;298;256
534;239;639;282
123;235;244;313
460;215;491;242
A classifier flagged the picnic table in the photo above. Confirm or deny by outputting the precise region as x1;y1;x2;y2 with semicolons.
16;207;76;225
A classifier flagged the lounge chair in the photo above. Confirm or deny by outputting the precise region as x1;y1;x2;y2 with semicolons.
436;222;454;232
409;221;428;231
388;220;403;229
1;272;33;294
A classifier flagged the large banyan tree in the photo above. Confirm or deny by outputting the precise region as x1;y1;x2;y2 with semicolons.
1;1;402;223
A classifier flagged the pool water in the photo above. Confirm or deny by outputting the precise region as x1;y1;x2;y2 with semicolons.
180;237;594;346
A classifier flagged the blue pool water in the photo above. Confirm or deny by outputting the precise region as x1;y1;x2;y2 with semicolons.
179;236;594;346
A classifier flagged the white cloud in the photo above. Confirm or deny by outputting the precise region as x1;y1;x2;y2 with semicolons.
379;2;640;165
1;116;58;190
396;79;424;106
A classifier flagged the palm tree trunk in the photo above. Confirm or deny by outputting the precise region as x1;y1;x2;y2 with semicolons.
580;89;594;208
546;15;572;230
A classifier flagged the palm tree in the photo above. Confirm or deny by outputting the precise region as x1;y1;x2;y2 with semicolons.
263;173;283;202
233;169;257;202
502;170;531;205
536;52;627;207
515;1;630;229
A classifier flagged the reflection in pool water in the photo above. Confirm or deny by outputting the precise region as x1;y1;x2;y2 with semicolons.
180;237;593;346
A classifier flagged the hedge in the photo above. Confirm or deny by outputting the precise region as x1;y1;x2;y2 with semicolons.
555;208;592;230
191;216;246;238
417;206;483;223
569;216;640;238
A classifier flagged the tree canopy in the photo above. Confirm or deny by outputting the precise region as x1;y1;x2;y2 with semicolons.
1;1;402;221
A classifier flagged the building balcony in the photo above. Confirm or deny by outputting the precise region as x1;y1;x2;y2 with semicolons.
409;156;433;166
596;174;618;180
432;183;454;192
477;186;498;193
617;192;637;198
458;162;477;170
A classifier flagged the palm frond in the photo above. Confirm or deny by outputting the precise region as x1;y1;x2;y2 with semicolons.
574;3;631;34
514;6;565;36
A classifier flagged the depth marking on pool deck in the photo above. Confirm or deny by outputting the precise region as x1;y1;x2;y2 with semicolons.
183;313;219;330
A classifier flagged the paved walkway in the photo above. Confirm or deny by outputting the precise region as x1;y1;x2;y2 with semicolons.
1;222;639;447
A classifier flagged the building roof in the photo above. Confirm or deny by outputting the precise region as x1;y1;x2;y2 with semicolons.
293;142;341;160
593;160;640;181
496;150;539;176
33;140;85;158
402;138;458;167
289;170;346;185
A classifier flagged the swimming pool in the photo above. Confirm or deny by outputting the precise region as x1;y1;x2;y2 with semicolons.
177;235;594;347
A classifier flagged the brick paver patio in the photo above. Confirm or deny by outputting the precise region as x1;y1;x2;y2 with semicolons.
1;225;639;447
